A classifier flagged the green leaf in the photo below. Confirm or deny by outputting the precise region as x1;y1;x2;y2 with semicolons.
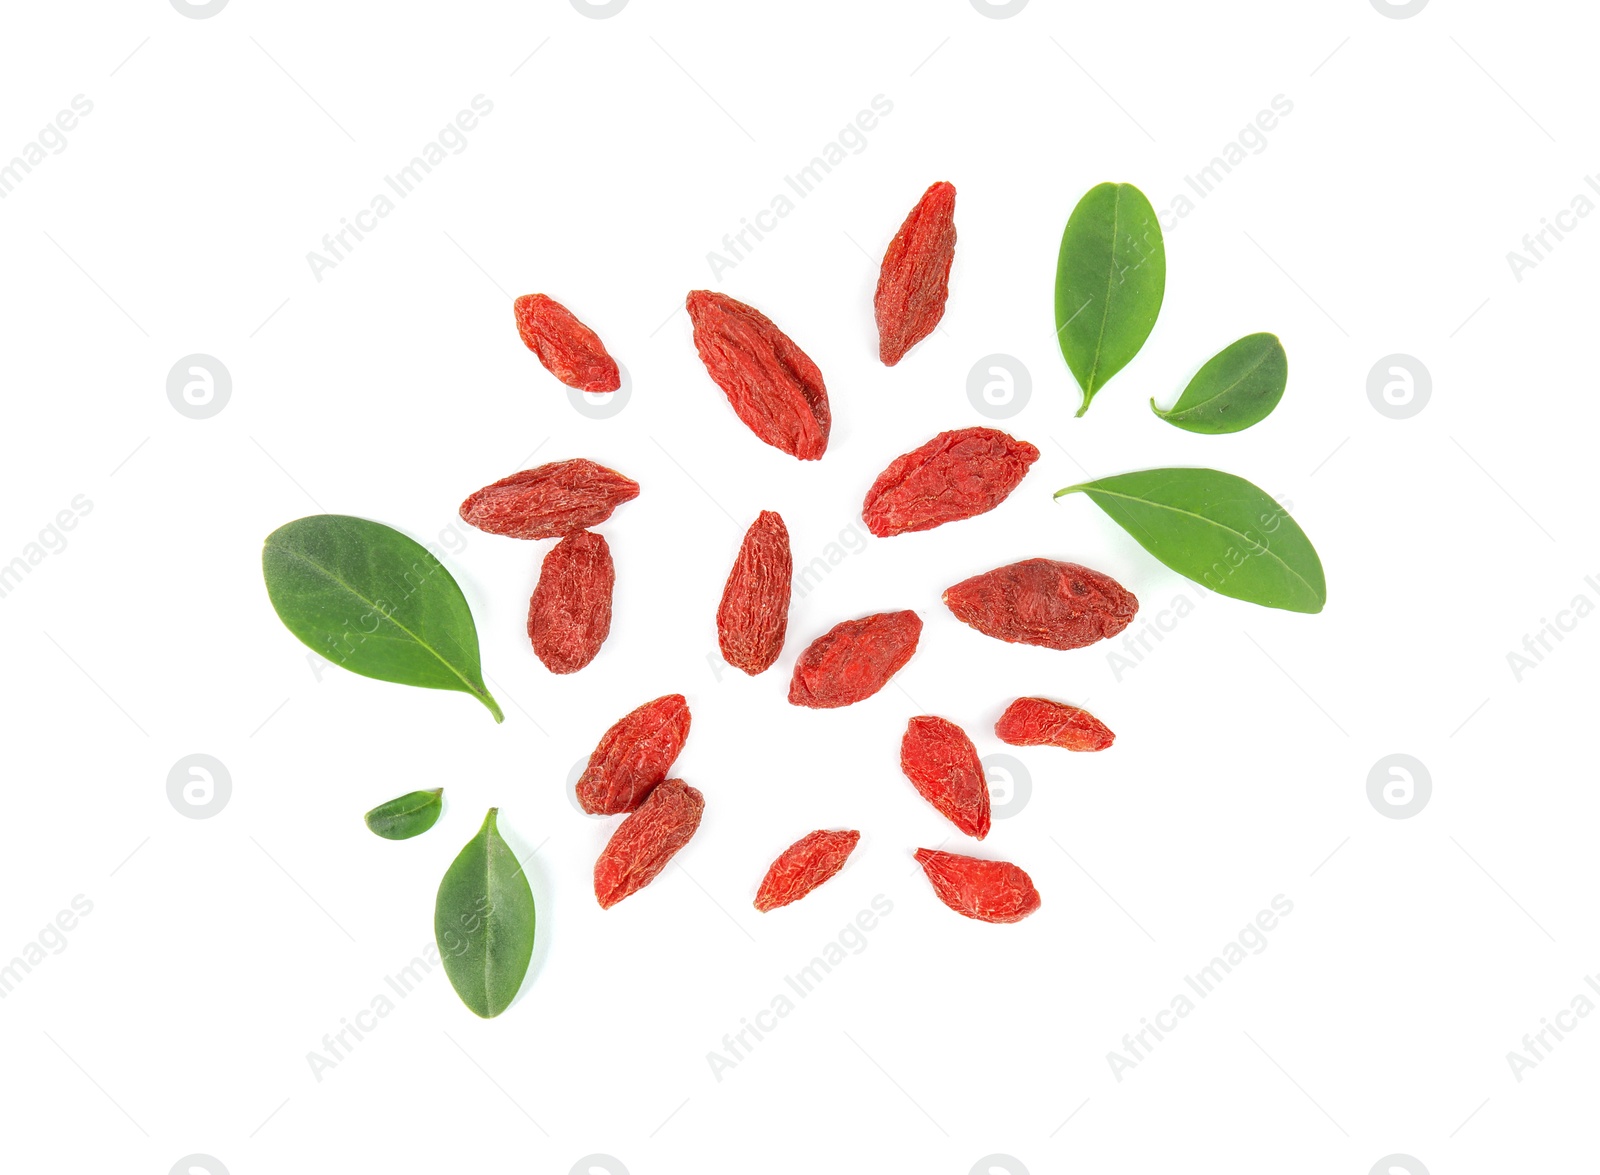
1055;182;1166;417
435;808;537;1019
262;515;502;722
364;789;443;840
1056;468;1326;613
1152;333;1287;434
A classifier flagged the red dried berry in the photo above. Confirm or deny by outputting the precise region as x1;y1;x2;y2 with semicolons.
576;694;692;815
944;559;1137;650
686;290;831;461
754;829;860;912
460;459;639;540
788;610;923;709
594;778;705;909
900;716;991;839
862;427;1039;538
527;530;613;674
995;697;1115;751
875;181;957;365
513;294;621;393
717;511;792;675
914;849;1041;924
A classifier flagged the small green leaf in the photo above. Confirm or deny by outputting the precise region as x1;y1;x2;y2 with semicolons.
1056;467;1326;613
1055;182;1166;417
1152;333;1287;434
263;515;502;722
364;789;443;840
435;808;537;1019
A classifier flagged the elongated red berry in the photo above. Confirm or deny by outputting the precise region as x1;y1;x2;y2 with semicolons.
717;511;792;675
875;181;956;365
460;459;639;539
788;611;922;708
527;531;613;674
943;559;1137;650
995;697;1114;751
576;695;692;815
901;716;990;839
686;290;831;460
513;294;621;392
594;779;704;909
754;829;860;911
862;427;1038;537
914;848;1040;923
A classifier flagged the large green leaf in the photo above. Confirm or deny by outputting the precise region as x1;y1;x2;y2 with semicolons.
263;514;502;722
1055;182;1166;416
1152;333;1287;434
1056;468;1326;613
364;789;444;840
435;808;537;1018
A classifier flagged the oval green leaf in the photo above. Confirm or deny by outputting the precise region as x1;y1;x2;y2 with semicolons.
1152;333;1287;434
263;515;502;722
364;788;443;840
1056;467;1326;613
435;808;537;1018
1055;182;1166;417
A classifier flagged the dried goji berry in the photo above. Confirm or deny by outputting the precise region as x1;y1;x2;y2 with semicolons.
995;697;1115;751
594;778;704;909
513;294;621;392
459;458;639;540
717;510;792;675
686;290;831;460
788;610;923;708
901;716;990;839
914;848;1040;923
576;694;692;815
875;181;956;366
944;559;1137;650
862;427;1039;537
527;530;613;674
753;829;860;912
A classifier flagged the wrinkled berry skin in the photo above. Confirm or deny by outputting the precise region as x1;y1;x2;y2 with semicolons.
876;181;957;366
943;559;1137;650
686;290;831;460
995;697;1114;751
594;779;705;909
914;849;1041;923
527;530;613;674
788;610;923;708
717;511;792;675
577;695;692;815
754;829;860;912
901;716;990;839
863;427;1038;537
460;459;639;540
513;294;621;392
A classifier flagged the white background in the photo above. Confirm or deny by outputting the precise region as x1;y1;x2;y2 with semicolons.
0;1;1593;1173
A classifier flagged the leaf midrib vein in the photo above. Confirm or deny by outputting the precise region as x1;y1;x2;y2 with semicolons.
1085;185;1123;395
1169;343;1277;417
